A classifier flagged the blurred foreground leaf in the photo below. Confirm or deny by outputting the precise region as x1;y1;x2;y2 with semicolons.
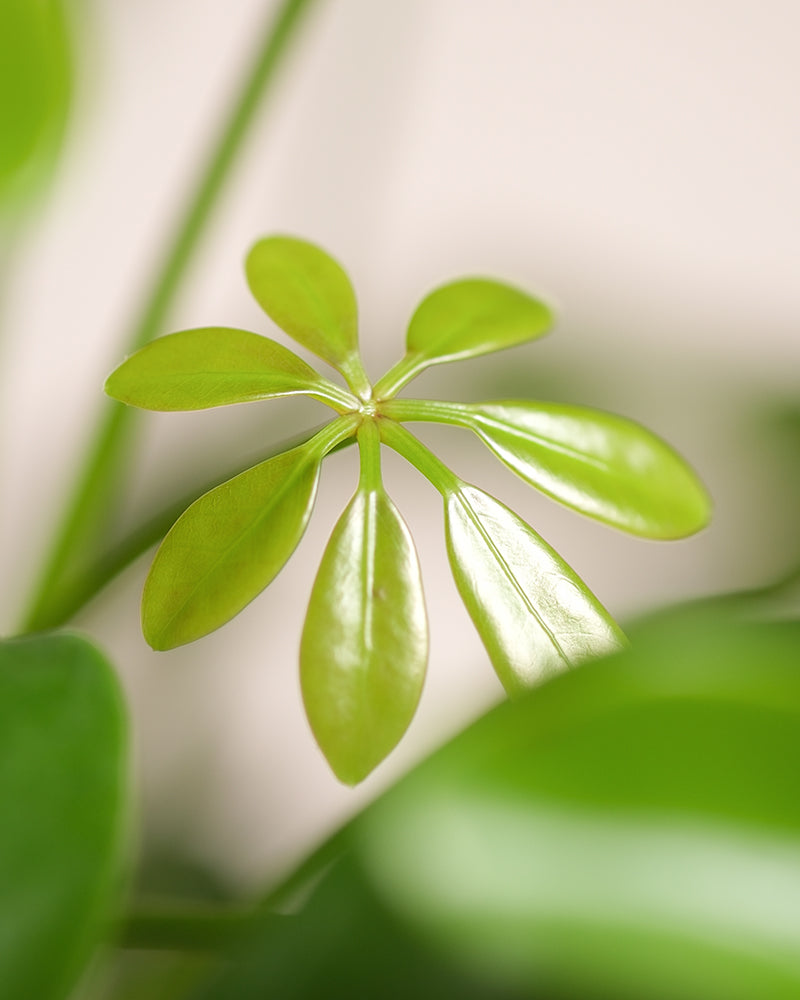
0;0;71;216
347;613;800;1000
0;633;128;1000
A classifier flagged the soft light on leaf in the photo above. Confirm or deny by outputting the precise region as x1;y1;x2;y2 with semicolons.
0;633;128;1000
105;327;354;412
407;279;552;362
355;616;800;1000
301;428;427;784
465;400;712;538
245;236;369;395
143;440;325;650
445;482;625;694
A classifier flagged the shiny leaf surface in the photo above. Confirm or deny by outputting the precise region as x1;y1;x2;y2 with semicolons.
465;400;712;538
105;328;354;412
0;633;128;1000
355;615;800;1000
245;236;368;394
445;483;625;694
143;439;326;650
399;278;552;383
301;427;427;784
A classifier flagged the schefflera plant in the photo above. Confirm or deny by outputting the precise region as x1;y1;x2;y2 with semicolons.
106;235;711;784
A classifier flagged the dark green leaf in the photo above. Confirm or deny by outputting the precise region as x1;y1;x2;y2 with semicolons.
104;328;355;412
143;436;329;650
195;857;525;1000
0;0;71;215
0;633;128;1000
355;616;800;1000
300;469;428;785
465;400;712;538
445;482;625;694
245;236;369;396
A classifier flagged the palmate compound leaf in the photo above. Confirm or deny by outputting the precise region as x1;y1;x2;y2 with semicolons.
301;421;427;784
104;327;356;412
143;417;357;650
0;633;128;1000
245;236;370;397
445;484;626;695
453;400;712;538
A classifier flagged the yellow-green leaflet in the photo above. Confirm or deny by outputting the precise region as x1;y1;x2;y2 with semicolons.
143;441;323;650
0;634;128;1000
105;327;354;412
466;401;712;538
301;435;427;785
444;483;626;695
407;278;552;364
245;236;369;396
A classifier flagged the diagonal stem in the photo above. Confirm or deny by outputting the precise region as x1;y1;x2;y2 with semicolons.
21;0;321;633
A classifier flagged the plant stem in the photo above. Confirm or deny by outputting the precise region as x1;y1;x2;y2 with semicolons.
21;0;321;634
379;397;475;426
378;419;460;495
356;417;382;492
372;352;427;399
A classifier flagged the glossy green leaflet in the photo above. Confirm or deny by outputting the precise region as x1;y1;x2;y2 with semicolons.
106;235;711;782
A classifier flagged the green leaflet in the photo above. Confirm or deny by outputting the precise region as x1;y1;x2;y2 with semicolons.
0;633;128;1000
374;279;552;397
105;328;356;412
445;483;625;695
441;399;711;539
301;422;427;784
0;0;71;216
355;616;800;1000
143;419;356;650
245;236;370;397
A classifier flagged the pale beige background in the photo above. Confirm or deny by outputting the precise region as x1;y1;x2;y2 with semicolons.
1;0;799;890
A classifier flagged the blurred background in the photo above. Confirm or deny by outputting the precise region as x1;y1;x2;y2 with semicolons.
1;0;799;895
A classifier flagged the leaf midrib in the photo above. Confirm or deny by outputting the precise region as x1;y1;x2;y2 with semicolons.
454;490;570;669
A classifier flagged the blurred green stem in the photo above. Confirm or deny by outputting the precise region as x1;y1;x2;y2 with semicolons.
21;0;320;633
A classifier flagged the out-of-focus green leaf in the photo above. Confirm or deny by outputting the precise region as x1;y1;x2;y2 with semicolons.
375;279;552;397
354;615;800;1000
301;425;427;784
0;633;128;1000
143;437;327;650
0;0;71;215
462;400;712;538
104;328;355;412
245;236;369;396
195;857;528;1000
445;482;625;694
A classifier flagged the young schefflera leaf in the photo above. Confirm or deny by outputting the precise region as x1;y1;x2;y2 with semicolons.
379;422;625;696
374;277;553;398
301;420;427;785
381;398;712;539
105;327;356;412
106;232;712;783
246;235;371;398
143;417;356;650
